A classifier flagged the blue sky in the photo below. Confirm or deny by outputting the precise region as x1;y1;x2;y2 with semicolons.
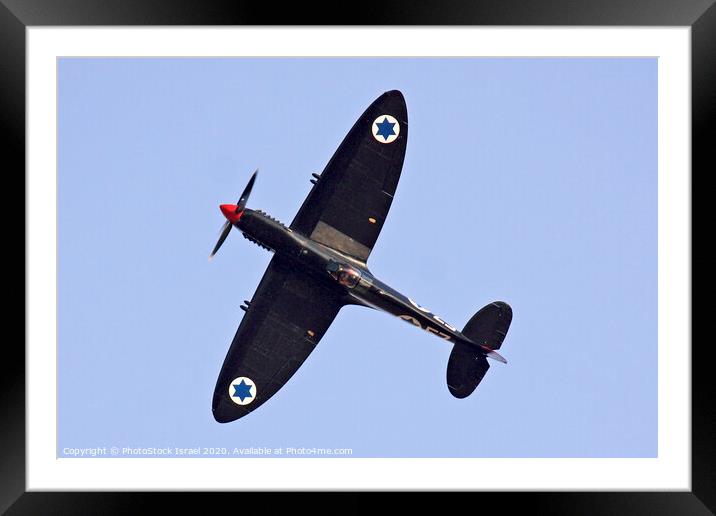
57;57;657;457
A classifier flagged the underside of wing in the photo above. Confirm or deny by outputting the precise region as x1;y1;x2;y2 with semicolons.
212;255;345;423
290;90;408;262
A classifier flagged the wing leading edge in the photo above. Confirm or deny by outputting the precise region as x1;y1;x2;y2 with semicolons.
290;90;408;262
212;255;344;423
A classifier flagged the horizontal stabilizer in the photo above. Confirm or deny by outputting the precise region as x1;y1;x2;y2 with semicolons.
447;343;490;398
462;301;512;351
446;301;513;398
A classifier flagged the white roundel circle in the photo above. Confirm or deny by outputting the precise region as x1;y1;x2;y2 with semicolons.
372;114;400;144
228;376;257;405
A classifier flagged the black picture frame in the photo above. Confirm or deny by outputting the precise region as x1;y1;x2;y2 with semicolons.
5;1;709;513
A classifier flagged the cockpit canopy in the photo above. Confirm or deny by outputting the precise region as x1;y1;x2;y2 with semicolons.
327;260;362;288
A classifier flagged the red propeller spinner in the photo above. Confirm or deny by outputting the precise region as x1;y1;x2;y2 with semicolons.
220;204;244;224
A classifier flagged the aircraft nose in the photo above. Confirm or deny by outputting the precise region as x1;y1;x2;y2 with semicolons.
220;204;243;224
220;204;236;217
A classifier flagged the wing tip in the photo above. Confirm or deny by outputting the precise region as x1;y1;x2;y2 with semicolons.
212;403;247;424
377;90;407;122
212;388;255;423
382;89;406;105
212;410;234;424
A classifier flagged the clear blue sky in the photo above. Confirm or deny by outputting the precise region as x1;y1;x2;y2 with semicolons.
57;57;657;458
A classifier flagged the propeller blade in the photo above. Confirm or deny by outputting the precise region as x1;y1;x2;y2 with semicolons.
236;169;258;213
209;220;232;259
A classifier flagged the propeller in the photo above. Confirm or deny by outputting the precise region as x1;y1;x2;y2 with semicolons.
209;169;258;260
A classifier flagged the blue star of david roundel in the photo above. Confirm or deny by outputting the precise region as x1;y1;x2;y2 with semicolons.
372;114;400;144
228;377;256;405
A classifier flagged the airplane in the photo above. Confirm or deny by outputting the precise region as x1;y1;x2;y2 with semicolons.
210;90;512;423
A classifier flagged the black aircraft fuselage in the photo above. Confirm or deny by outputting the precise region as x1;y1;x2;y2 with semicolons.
224;206;505;362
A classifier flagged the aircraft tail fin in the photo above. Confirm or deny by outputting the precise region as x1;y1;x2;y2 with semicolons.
446;301;512;398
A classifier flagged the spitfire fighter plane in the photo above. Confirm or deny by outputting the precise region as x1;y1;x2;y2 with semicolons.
210;90;512;423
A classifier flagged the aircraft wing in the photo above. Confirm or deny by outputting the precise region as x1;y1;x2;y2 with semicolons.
212;255;344;422
290;90;408;262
